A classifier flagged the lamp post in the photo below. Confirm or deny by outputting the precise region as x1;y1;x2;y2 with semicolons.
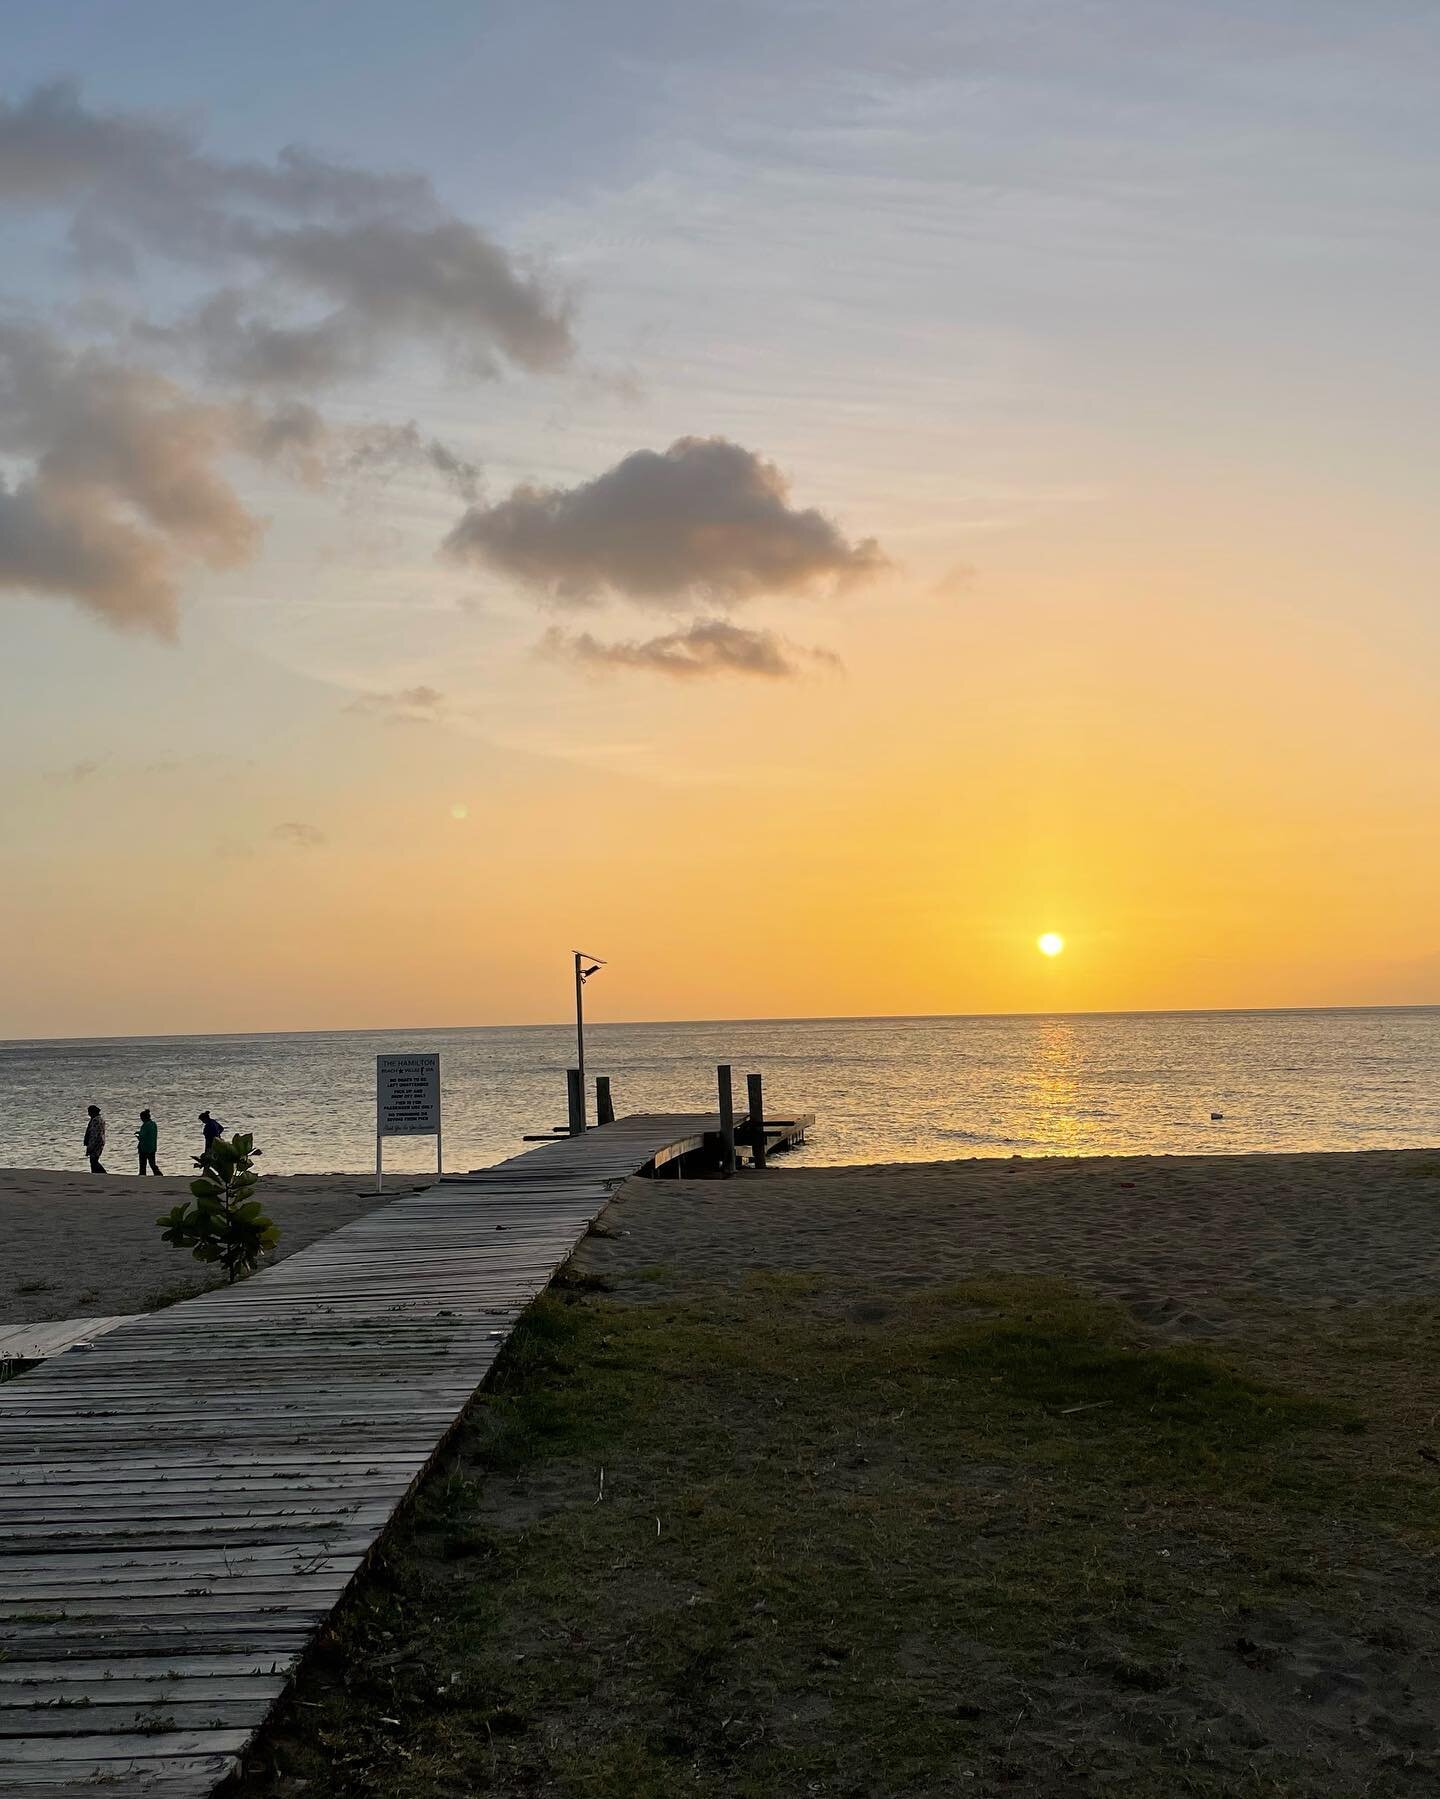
573;951;605;1130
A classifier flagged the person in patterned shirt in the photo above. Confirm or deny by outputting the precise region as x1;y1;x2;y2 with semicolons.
82;1104;106;1174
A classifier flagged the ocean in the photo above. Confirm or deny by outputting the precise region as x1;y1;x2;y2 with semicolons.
2;1008;1438;1176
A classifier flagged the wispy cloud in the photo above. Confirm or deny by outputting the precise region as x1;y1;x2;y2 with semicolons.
272;820;326;848
931;562;977;600
340;424;479;501
42;757;102;784
342;684;446;723
542;618;841;681
446;435;883;608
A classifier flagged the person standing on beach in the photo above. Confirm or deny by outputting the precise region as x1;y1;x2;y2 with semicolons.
83;1104;107;1174
136;1109;162;1177
198;1110;223;1170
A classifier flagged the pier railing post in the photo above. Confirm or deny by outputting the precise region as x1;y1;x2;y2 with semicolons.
566;1068;584;1137
746;1072;767;1169
717;1064;736;1176
596;1075;614;1127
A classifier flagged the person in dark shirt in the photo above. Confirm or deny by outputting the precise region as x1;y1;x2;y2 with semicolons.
136;1109;162;1176
198;1110;224;1170
82;1104;106;1174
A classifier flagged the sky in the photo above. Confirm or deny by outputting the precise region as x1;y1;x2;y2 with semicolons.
2;0;1439;1037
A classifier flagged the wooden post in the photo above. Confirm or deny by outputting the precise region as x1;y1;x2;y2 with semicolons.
717;1063;736;1176
566;1068;584;1137
596;1075;614;1126
747;1071;767;1169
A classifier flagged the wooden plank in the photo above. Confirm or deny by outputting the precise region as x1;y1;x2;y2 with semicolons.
0;1764;239;1795
0;1318;140;1363
0;1680;286;1707
1;1730;251;1761
0;1656;297;1684
2;1700;273;1733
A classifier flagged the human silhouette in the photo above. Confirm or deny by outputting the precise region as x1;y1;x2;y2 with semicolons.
198;1110;224;1170
83;1104;107;1175
136;1109;162;1177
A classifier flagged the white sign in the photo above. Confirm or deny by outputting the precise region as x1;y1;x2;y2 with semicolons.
378;1053;440;1135
376;1053;442;1189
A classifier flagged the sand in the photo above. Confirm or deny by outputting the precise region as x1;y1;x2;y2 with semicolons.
0;1169;421;1325
10;1146;1439;1332
580;1146;1440;1329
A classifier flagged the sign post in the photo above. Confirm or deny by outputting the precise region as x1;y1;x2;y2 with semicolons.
375;1053;442;1192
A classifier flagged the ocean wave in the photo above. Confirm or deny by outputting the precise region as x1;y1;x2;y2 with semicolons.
935;1128;1052;1149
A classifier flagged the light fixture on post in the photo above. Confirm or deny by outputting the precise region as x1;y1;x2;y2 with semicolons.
573;951;606;1131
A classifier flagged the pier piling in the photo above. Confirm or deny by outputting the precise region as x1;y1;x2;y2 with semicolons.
717;1063;736;1176
747;1071;768;1169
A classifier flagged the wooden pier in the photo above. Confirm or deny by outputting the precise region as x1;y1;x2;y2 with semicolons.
0;1111;809;1796
0;1317;139;1368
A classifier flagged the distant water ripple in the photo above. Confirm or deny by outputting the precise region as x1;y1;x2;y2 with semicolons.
2;1009;1438;1175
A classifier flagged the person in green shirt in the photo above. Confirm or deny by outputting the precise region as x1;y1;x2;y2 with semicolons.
136;1109;162;1177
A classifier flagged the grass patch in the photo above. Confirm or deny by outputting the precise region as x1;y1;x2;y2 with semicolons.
235;1277;1440;1799
12;1278;53;1296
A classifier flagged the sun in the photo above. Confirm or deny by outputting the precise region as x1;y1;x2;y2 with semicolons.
1037;932;1065;957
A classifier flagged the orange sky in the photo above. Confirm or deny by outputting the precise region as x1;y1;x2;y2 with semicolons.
3;17;1440;1038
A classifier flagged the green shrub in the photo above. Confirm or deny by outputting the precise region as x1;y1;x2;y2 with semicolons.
156;1132;279;1284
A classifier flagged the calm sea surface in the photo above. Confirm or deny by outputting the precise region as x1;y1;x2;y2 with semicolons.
2;1009;1438;1176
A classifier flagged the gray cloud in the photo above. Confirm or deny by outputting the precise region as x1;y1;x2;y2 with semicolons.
444;436;884;608
542;618;841;681
341;423;479;501
0;81;574;385
0;323;318;633
272;820;326;849
343;684;446;722
153;290;361;389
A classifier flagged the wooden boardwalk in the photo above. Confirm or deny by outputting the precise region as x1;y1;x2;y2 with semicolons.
0;1115;731;1796
0;1317;140;1367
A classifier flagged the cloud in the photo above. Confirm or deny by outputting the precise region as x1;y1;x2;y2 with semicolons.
340;423;479;501
444;436;884;607
0;324;475;631
0;323;315;633
43;757;102;784
541;618;841;681
0;325;256;633
931;562;977;600
343;685;446;722
272;820;326;848
0;81;574;385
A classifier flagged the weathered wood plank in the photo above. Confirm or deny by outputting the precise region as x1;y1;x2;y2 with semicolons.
1;1729;251;1761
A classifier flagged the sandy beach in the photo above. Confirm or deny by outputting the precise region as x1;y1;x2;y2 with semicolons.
7;1146;1439;1332
0;1169;414;1324
580;1146;1440;1326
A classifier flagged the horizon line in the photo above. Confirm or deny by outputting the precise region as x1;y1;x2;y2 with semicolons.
5;1000;1440;1049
